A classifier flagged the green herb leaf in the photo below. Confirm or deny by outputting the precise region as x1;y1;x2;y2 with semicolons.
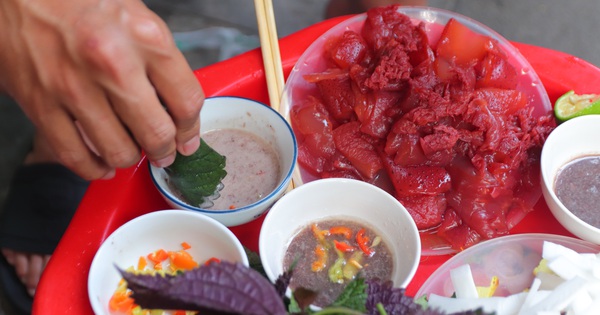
330;277;367;312
165;138;227;207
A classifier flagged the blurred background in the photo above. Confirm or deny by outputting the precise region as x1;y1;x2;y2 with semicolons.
1;0;599;313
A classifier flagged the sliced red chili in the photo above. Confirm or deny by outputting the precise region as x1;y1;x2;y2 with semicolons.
329;226;353;239
334;239;356;252
204;257;221;265
356;228;374;257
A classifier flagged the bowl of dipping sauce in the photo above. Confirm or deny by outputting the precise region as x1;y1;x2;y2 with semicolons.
149;96;297;227
541;114;600;244
259;178;421;308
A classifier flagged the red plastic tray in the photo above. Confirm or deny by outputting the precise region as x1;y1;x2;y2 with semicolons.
33;16;600;315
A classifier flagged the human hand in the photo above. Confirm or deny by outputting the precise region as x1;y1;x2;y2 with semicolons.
0;0;204;180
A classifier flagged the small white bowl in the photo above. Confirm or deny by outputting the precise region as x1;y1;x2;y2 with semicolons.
541;115;600;244
87;209;249;315
149;96;297;227
259;178;421;301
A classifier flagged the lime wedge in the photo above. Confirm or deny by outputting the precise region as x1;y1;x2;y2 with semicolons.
554;90;600;122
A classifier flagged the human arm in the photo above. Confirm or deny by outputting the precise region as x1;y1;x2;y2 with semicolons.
0;0;204;180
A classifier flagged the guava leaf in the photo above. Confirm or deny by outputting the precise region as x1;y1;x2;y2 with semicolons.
165;138;227;206
119;261;287;315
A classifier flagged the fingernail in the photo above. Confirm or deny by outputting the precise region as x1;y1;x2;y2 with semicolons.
153;154;176;168
101;169;116;180
28;288;35;296
182;135;200;156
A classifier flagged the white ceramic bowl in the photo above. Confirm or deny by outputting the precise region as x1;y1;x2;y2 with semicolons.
416;233;600;299
149;96;297;227
87;209;249;315
541;115;600;244
259;178;421;300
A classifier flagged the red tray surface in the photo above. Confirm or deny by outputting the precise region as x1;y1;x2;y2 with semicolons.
33;16;600;315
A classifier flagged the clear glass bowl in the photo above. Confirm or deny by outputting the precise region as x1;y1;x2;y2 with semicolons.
415;233;600;299
280;6;552;255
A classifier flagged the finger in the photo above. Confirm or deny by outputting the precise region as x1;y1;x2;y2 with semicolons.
67;85;142;169
37;106;113;180
107;78;178;168
2;248;15;265
129;12;204;156
13;252;28;281
75;18;178;167
148;56;204;157
43;255;51;269
26;254;45;296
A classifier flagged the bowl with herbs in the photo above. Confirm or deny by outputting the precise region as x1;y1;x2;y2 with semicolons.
149;96;298;227
87;209;249;315
259;177;421;309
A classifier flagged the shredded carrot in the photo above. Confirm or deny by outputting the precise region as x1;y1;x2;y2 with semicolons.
311;244;328;272
311;223;329;243
137;256;147;270
181;242;192;250
147;249;169;265
110;243;205;315
169;250;199;271
108;291;136;313
329;226;353;239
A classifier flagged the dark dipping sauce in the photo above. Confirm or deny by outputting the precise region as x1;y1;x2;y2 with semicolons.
283;218;393;307
555;155;600;228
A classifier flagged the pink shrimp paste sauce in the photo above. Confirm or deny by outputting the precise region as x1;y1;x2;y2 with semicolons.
202;128;280;210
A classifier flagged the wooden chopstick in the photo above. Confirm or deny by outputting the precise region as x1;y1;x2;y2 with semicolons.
253;0;285;111
254;0;297;190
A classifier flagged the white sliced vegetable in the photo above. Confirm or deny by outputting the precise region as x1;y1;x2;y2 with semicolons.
517;277;541;315
569;289;593;314
516;276;588;313
428;292;527;315
450;264;478;298
535;271;563;291
542;241;581;261
427;241;600;315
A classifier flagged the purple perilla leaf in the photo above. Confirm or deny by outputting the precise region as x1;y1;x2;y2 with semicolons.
118;261;287;315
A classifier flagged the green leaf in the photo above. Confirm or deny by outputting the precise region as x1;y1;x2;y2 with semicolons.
245;247;267;279
165;138;227;207
330;277;367;312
